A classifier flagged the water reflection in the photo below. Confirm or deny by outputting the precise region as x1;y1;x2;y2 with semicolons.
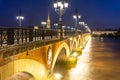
69;38;92;80
54;38;120;80
54;38;92;80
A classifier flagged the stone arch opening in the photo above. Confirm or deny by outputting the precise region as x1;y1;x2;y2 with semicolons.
51;42;70;72
56;48;67;62
52;48;68;74
72;38;77;50
6;72;34;80
1;59;47;80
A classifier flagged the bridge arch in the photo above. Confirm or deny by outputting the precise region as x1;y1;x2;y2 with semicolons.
71;38;78;50
51;42;70;72
78;36;81;47
6;72;34;80
2;59;47;80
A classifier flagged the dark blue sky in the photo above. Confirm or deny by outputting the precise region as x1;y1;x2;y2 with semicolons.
0;0;120;29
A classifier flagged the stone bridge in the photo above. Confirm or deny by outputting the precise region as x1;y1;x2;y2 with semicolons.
0;28;91;80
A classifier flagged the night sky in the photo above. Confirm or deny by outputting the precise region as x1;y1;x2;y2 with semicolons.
0;0;120;29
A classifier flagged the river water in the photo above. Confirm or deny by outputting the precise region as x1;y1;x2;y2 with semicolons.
53;38;120;80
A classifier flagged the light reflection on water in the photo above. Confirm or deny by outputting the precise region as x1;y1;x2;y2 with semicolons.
69;38;92;80
54;38;120;80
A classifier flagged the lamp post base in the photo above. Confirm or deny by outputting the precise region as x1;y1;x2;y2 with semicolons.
57;21;64;39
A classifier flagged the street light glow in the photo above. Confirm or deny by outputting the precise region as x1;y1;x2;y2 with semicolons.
58;2;62;7
54;3;57;8
53;0;69;38
78;15;81;18
67;26;70;29
16;9;24;27
62;25;66;29
34;26;39;29
60;4;64;9
16;15;24;27
41;21;46;25
64;3;68;8
54;23;58;26
79;22;84;25
41;21;46;29
16;16;24;20
16;16;19;19
73;15;77;19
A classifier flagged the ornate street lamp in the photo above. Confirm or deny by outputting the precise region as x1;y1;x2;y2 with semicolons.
54;23;58;30
41;21;47;29
67;26;70;30
41;21;47;40
16;9;24;27
79;22;85;28
79;22;88;32
53;0;69;38
73;8;81;34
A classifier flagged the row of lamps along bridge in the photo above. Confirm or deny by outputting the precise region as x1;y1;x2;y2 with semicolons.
16;0;91;38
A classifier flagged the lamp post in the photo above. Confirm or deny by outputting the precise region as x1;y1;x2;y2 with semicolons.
54;23;58;30
67;26;70;30
79;22;88;32
73;8;81;34
41;21;47;29
53;0;69;38
79;21;87;47
41;21;47;40
79;22;85;30
16;9;24;27
62;25;66;29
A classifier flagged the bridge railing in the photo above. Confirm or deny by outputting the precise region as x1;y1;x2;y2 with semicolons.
64;29;82;36
0;28;59;46
0;28;79;46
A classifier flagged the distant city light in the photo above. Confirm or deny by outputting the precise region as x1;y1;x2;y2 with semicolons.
41;21;46;25
34;26;39;29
